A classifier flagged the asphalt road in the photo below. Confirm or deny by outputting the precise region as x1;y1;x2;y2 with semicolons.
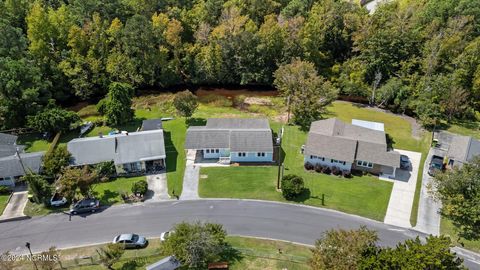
0;199;478;268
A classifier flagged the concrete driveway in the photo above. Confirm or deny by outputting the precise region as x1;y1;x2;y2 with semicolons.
180;150;200;200
383;149;422;228
145;172;171;201
0;186;28;222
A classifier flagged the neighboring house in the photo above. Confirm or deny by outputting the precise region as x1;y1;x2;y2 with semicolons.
0;133;44;187
304;118;400;177
141;119;163;131
68;129;166;174
446;135;480;168
185;118;274;163
146;256;181;270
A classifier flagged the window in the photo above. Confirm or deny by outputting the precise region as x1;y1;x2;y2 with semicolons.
320;157;325;161
357;160;373;168
257;152;265;157
206;149;210;153
238;152;246;157
215;149;219;153
331;159;338;163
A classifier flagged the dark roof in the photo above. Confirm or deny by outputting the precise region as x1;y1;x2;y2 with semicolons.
68;130;166;166
205;118;270;129
447;135;480;164
184;118;273;152
142;119;163;131
0;133;17;145
305;118;399;168
0;152;44;178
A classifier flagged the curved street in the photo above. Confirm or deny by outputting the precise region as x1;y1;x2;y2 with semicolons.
0;199;478;268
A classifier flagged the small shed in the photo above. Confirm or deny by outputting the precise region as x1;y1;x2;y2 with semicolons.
145;256;181;270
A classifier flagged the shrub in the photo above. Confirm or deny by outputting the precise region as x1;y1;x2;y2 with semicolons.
174;90;199;117
0;186;11;195
96;98;108;115
281;174;305;200
233;95;246;108
314;163;323;173
343;170;352;178
332;166;341;176
95;161;116;179
304;162;314;170
131;180;148;196
322;166;331;174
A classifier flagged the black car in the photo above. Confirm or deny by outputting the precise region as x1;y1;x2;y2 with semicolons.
428;155;444;176
400;155;410;170
70;198;100;215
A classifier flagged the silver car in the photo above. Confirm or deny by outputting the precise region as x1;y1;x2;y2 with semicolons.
112;234;148;248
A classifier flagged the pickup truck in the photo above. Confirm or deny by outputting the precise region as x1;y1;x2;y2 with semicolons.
428;155;444;176
50;193;67;207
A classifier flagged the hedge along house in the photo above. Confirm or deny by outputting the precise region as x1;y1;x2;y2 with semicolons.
67;129;166;174
304;118;400;177
0;133;44;187
184;118;274;164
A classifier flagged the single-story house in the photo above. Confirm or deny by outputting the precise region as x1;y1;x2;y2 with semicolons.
67;129;166;174
141;119;163;131
446;135;480;168
184;118;274;163
304;118;400;176
0;133;44;186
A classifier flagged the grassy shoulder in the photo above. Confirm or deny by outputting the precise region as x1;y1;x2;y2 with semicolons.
13;236;311;270
441;218;480;253
0;194;10;215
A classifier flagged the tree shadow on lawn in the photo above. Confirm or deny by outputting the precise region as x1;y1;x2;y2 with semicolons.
92;189;120;205
186;117;207;127
116;117;146;132
288;188;311;203
221;244;244;265
164;131;178;173
386;134;396;150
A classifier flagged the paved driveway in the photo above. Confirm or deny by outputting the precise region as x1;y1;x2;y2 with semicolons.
383;149;421;228
180;150;200;200
0;191;28;221
145;172;170;201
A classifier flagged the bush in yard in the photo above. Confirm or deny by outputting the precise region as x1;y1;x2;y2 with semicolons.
173;90;198;118
332;166;340;176
94;161;116;179
342;170;352;178
23;173;52;204
314;163;323;173
131;180;148;196
0;186;10;195
304;162;314;170
96;97;108;115
322;166;331;174
96;243;124;270
281;174;305;200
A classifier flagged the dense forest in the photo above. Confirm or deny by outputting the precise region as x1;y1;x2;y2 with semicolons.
1;0;480;130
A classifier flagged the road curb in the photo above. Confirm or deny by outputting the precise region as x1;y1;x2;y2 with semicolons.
0;215;31;223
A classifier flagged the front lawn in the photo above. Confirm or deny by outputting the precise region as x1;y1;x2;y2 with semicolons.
0;194;10;215
200;125;393;221
92;176;146;205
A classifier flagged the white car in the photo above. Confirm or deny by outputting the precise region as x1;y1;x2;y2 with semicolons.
160;231;175;241
50;193;67;207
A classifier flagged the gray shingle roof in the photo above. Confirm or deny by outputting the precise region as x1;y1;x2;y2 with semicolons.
184;118;273;152
0;152;44;178
0;133;17;145
206;118;270;129
305;133;357;162
142;119;163;131
0;145;18;158
447;135;480;164
306;118;399;168
68;130;166;166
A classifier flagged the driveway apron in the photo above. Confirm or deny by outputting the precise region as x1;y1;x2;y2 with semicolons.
180;150;200;200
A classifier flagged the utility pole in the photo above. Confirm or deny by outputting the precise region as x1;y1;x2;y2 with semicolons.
16;147;27;175
286;95;291;124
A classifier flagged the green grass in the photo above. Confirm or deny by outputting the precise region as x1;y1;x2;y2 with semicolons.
92;176;146;205
14;236;311;270
441;218;480;253
0;194;10;215
17;133;51;152
23;201;69;216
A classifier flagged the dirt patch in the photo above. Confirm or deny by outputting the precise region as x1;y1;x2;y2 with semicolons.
244;97;273;106
273;112;289;124
195;87;278;99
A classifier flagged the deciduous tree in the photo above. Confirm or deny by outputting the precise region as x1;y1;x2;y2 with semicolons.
173;90;198;118
104;82;134;126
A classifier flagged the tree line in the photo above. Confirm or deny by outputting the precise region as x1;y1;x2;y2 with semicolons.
1;0;480;130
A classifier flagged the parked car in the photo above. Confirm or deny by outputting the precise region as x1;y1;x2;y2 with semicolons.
160;231;175;241
112;233;148;248
69;198;100;215
400;155;410;170
50;193;67;207
428;155;444;176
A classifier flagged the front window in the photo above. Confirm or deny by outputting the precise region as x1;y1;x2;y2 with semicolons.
215;149;219;153
238;152;246;157
206;149;210;153
257;152;265;157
